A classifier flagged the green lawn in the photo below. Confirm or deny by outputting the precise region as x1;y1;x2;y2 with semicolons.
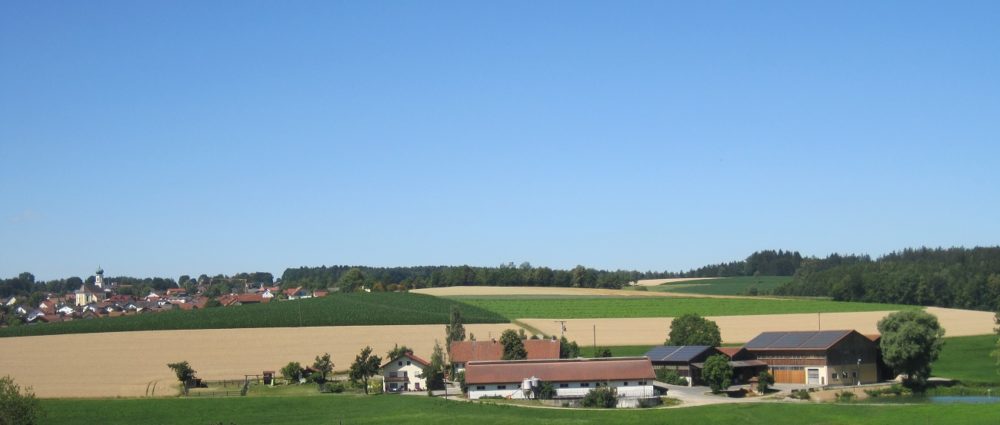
39;394;1000;424
932;334;1000;385
459;297;908;319
0;293;507;338
640;276;793;296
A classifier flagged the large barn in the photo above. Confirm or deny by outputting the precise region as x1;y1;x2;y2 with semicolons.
464;357;656;405
449;338;561;372
743;330;880;385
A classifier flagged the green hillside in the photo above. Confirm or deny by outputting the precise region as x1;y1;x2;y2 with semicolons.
644;276;793;296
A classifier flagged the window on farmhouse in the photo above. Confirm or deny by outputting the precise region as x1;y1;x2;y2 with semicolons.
580;383;590;387
476;386;485;390
497;385;506;390
398;361;403;366
624;382;629;386
406;361;411;366
559;383;568;388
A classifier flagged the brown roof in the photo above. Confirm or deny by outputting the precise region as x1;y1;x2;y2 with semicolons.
380;352;431;368
450;339;561;363
716;347;744;358
465;357;655;385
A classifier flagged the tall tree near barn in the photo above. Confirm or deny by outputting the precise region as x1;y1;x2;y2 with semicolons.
666;313;722;347
445;306;466;356
349;346;382;394
500;329;527;360
877;310;945;391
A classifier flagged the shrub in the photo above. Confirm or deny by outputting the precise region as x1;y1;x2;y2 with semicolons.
0;375;43;425
581;386;617;408
281;362;303;383
756;371;774;393
655;369;688;386
789;389;811;400
835;391;856;402
702;355;733;394
537;381;556;399
634;286;648;291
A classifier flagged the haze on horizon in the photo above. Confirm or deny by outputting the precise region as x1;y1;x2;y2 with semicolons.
2;1;999;281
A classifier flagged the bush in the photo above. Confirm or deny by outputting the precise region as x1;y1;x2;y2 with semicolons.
756;371;774;393
835;391;856;402
581;386;617;408
633;286;648;291
864;384;908;398
319;381;346;393
537;381;556;399
789;389;811;400
281;362;303;383
0;376;43;425
655;369;688;386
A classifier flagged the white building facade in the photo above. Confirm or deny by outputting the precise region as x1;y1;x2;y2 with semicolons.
381;352;430;393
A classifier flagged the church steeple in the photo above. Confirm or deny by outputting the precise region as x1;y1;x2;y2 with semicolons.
95;266;105;289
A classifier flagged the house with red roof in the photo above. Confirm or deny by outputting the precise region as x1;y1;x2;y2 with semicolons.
381;352;431;393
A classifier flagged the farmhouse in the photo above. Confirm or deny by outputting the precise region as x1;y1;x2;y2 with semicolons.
450;338;561;372
381;352;430;393
464;357;655;405
743;329;880;385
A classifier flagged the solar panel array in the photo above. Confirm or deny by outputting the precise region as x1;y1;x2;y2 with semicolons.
643;346;713;362
745;330;852;350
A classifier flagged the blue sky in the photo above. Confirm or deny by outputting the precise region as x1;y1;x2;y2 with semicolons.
2;1;999;280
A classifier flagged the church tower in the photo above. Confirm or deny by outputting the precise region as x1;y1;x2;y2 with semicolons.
95;266;105;289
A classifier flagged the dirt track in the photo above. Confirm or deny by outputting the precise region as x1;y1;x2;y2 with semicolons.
633;278;716;286
518;307;995;346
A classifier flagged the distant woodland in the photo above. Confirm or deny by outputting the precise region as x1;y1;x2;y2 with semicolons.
4;247;999;312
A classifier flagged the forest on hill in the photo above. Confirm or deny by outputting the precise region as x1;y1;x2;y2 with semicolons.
773;247;1000;311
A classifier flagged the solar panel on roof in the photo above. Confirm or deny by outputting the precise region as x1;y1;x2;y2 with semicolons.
800;331;850;349
665;346;712;362
773;332;813;348
644;346;683;361
746;332;783;349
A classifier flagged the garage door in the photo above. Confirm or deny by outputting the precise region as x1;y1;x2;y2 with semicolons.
807;368;820;385
772;367;805;383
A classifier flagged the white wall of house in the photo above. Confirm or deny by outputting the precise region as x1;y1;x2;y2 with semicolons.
382;359;427;392
468;381;654;400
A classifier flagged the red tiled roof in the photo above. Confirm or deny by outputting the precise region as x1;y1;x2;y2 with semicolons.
465;357;655;385
450;339;561;363
716;347;744;358
381;352;431;368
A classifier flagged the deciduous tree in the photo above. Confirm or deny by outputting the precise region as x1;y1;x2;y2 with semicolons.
349;346;381;394
500;329;527;360
877;310;945;391
702;354;733;394
666;313;722;347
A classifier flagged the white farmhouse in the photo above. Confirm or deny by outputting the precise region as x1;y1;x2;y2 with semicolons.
465;357;656;406
381;352;430;393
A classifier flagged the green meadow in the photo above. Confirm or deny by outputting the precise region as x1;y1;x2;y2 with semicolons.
459;296;908;319
931;334;1000;385
39;394;1000;425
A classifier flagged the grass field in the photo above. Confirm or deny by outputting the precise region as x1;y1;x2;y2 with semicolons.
579;345;653;357
39;394;1000;424
460;297;909;319
640;276;793;296
0;293;507;338
932;334;1000;385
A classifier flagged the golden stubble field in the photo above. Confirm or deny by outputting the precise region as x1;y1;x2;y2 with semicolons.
518;307;995;346
0;323;513;398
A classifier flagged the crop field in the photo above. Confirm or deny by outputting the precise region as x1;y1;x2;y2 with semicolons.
0;293;506;338
0;322;515;398
931;334;1000;385
40;394;1000;425
640;276;793;296
460;296;909;319
518;307;995;346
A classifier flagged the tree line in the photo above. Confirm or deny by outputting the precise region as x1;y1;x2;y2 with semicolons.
773;247;1000;311
280;263;639;292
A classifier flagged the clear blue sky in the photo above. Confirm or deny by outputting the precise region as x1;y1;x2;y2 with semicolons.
2;1;999;281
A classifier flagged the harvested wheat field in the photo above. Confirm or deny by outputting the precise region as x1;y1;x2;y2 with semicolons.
518;307;995;346
0;323;512;398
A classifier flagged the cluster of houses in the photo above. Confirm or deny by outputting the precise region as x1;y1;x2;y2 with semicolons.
1;268;329;325
378;329;885;407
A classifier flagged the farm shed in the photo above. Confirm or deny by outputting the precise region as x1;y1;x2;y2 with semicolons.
642;346;722;385
464;357;655;406
450;338;560;372
744;330;880;385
